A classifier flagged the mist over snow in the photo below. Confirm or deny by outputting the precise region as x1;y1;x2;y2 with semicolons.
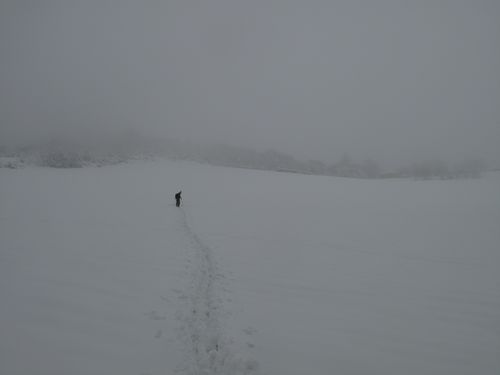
1;0;499;166
1;3;500;373
0;131;489;181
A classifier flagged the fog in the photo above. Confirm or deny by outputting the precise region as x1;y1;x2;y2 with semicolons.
1;0;499;166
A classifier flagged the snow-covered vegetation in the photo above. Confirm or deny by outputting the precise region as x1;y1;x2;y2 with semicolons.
0;134;489;180
1;160;499;374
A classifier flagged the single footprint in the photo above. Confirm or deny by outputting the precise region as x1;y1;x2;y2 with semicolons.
145;311;166;320
243;327;257;335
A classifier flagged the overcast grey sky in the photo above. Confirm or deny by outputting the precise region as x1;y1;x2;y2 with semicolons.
1;0;499;164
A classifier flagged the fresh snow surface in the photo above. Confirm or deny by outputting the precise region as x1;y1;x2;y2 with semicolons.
1;160;499;375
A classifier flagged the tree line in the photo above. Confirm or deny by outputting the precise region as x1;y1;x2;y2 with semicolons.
0;134;488;179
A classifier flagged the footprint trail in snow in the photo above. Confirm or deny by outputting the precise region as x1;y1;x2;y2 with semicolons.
175;208;260;375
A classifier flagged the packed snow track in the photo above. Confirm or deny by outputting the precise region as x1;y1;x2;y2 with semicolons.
174;208;260;375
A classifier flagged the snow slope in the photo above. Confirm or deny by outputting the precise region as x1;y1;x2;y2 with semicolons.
1;160;499;374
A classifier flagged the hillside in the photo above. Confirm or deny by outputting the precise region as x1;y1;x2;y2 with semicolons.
1;160;499;374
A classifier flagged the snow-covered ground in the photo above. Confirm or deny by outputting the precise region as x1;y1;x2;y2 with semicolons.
1;160;499;375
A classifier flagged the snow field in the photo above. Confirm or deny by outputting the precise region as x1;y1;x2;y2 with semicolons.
1;160;499;374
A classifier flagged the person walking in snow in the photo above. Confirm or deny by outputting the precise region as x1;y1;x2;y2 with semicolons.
175;191;182;207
